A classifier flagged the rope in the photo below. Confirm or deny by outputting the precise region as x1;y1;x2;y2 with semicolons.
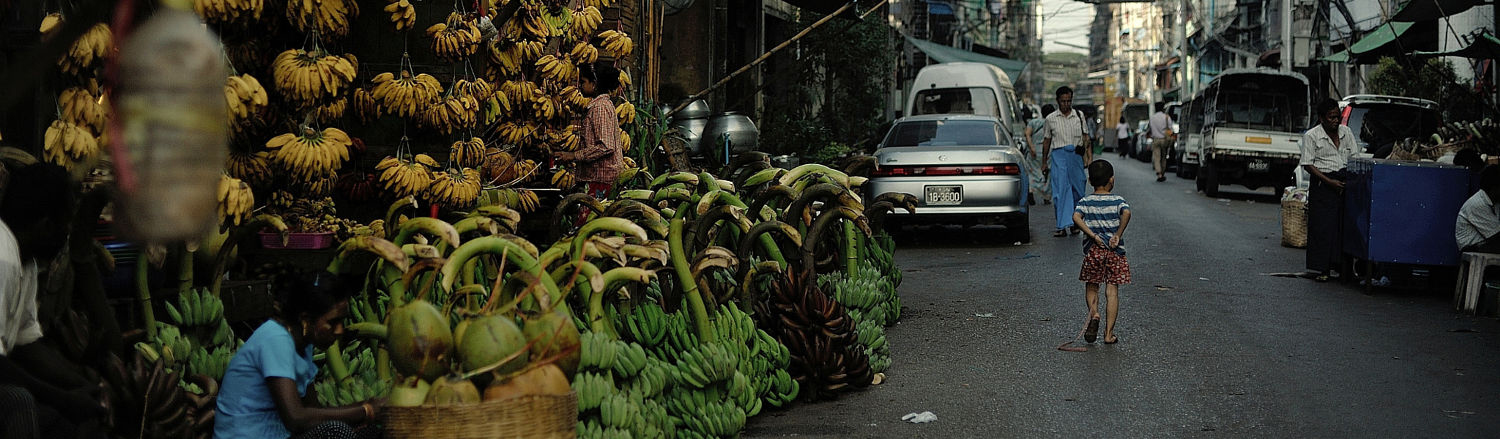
1056;312;1095;352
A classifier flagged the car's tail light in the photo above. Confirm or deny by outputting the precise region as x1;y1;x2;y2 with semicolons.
872;164;1020;176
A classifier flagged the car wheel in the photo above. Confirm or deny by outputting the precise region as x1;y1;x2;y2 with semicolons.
1178;163;1197;179
1008;212;1031;244
1200;165;1219;197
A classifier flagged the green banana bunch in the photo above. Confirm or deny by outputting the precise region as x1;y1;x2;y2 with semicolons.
598;392;641;430
210;319;236;347
629;398;676;438
572;370;616;412
611;341;648;378
347;293;390;325
579;332;620;372
677;400;746;437
577;419;633;439
187;345;233;381
674;342;737;389
165;288;225;328
762;369;799;408
623;302;668;348
626;357;672;398
148;322;194;365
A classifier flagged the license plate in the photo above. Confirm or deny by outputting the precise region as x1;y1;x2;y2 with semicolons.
925;186;962;205
1247;161;1269;172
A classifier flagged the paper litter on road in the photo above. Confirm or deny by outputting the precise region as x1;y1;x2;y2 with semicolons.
1199;277;1210;281
902;411;937;423
974;313;994;318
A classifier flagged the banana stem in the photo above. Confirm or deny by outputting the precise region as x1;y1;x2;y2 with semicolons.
177;244;193;294
669;218;712;340
137;255;158;339
376;348;391;381
843;221;859;274
590;268;653;340
326;340;351;381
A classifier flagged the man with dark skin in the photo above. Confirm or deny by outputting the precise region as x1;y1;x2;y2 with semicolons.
1299;99;1357;282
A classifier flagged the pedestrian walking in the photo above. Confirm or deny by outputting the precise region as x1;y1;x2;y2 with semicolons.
1300;98;1357;282
1022;104;1054;205
1041;86;1091;238
1149;102;1173;182
1116;116;1132;159
1073;160;1131;344
553;61;624;200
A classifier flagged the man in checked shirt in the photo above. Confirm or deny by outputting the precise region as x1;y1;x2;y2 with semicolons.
554;61;625;200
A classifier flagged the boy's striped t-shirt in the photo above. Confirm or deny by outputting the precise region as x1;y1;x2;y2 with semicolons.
1075;193;1130;252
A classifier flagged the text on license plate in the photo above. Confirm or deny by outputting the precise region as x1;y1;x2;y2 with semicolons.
925;186;962;205
1247;161;1269;172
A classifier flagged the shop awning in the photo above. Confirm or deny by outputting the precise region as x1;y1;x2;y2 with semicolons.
927;1;955;15
1415;32;1500;59
904;35;1029;79
1391;0;1482;22
1321;20;1439;64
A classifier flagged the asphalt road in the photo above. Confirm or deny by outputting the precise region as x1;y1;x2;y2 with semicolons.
744;156;1500;438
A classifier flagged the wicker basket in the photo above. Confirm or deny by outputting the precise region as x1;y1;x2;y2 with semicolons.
383;392;577;439
1281;199;1308;248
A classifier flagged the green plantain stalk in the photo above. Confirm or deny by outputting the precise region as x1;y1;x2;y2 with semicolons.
669;218;713;340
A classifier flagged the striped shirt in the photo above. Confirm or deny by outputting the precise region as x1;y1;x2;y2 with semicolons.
573;94;623;183
1075;193;1130;253
1044;109;1088;149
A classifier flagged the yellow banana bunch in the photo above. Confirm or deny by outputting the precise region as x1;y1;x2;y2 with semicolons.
376;155;434;198
285;0;358;39
532;95;561;121
484;188;540;212
495;159;539;184
551;168;576;189
217;174;255;226
226;150;273;185
585;0;616;10
535;54;575;82
427;13;482;63
312;97;349;124
383;0;417;30
193;0;264;28
620;129;631;149
502;80;541;107
426;168;483;208
370;70;442;118
616;101;636;125
224;74;269;129
453;78;494;101
59;87;108;135
302;172;338;197
486;41;524;78
353;87;381;123
619;70;632;89
483;95;508;124
264;126;353;180
271;49;357;108
42;120;100;173
517;40;547;62
495;122;525;145
598;30;634;59
450;137;487;169
420;93;480;134
568;42;599;64
569;7;603;40
39;13;62;39
58;24;112;77
552;125;581;151
558;86;590;110
520;8;551;39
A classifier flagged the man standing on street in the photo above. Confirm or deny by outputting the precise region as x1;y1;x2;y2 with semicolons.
1300;99;1357;282
1042;86;1091;238
1149;102;1173;182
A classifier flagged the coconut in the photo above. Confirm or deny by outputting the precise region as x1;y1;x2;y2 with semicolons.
387;299;454;382
388;376;432;407
425;375;482;405
523;309;581;375
482;364;571;401
458;314;528;374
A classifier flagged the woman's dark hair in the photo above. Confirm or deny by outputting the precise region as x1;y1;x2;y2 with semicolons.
580;61;621;94
1040;104;1056;117
1119;116;1126;123
1021;107;1033;121
273;270;356;322
0;162;74;231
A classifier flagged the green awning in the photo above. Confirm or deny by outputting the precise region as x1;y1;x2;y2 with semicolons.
1320;50;1351;63
1323;20;1438;64
904;35;1029;80
1392;0;1481;22
1415;32;1500;59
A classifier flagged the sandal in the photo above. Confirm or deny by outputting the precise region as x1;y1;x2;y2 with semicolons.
1084;318;1099;343
1053;229;1068;237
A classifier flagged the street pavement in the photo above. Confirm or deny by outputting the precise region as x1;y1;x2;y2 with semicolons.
744;156;1500;438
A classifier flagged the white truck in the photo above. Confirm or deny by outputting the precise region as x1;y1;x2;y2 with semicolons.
1194;68;1310;197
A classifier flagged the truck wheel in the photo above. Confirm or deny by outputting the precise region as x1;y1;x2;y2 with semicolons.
1200;165;1219;197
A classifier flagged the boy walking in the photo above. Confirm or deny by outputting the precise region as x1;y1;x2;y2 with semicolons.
1073;160;1131;344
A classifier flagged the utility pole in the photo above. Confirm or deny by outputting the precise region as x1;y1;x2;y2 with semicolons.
1281;0;1293;72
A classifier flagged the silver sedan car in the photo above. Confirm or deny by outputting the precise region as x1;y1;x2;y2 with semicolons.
867;114;1030;242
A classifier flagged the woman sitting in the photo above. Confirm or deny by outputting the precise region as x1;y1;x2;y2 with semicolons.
215;271;382;439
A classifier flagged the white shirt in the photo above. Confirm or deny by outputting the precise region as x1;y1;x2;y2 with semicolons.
1456;191;1500;249
1116;122;1129;140
1044;110;1087;150
0;221;42;356
1299;124;1358;173
1149;111;1171;139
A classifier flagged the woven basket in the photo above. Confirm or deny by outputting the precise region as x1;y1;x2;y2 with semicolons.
383;392;577;439
1281;199;1308;248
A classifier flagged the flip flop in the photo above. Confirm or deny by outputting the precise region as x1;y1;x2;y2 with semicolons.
1084;318;1099;343
1104;336;1119;344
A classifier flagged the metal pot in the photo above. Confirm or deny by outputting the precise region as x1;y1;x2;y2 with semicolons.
701;112;759;156
673;99;712;119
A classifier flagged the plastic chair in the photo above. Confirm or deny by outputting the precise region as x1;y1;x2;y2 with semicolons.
1454;252;1500;313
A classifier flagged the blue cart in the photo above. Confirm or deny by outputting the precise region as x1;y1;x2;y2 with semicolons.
1342;158;1473;289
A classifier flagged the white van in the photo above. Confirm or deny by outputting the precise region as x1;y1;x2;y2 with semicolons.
906;62;1027;145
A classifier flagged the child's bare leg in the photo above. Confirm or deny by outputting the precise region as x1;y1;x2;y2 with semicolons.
1103;284;1120;341
1085;283;1100;319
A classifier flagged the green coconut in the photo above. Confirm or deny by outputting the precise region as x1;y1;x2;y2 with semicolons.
458;314;529;374
388;376;431;407
387;299;454;382
425;375;482;406
523;309;581;375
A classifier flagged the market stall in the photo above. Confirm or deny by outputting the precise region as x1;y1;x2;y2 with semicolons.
1341;158;1473;287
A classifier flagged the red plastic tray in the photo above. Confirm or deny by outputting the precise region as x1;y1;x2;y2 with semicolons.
258;231;336;250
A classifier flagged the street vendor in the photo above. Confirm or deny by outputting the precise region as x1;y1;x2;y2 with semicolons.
1455;165;1500;253
215;271;382;439
1300;98;1358;282
0;163;106;439
553;61;625;200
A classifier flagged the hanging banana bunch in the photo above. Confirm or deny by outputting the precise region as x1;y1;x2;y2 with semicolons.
453;78;495;101
426;167;483;209
383;0;417;30
616;101;636;125
264;126;353;180
224;74;269;131
312;97;349;124
585;0;616;10
42;120;101;173
450;137;487;169
301;171;339;197
427;12;482;63
535;54;577;84
193;0;265;29
376;153;436;198
569;7;602;41
520;7;553;39
285;0;359;39
532;94;564;122
550;168;576;189
486;40;525;79
226;150;274;186
271;49;357;108
39;13;63;40
598;30;634;59
539;5;572;39
58;87;108;135
370;69;442;118
420;91;480;135
568;41;600;65
619;70;632;89
551;125;581;152
217;174;255;226
58;23;112;77
226;39;272;76
352;87;381;123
